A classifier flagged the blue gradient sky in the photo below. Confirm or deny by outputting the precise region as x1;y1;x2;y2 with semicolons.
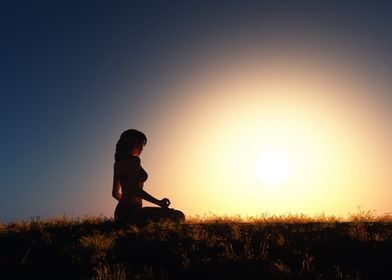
1;1;392;222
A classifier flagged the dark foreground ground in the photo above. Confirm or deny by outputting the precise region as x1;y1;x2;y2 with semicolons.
1;217;392;279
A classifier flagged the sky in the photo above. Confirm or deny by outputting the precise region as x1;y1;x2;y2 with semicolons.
1;1;392;222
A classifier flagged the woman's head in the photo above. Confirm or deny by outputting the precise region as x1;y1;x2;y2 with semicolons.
115;129;147;162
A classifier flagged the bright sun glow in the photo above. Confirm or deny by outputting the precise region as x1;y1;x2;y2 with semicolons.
255;150;291;186
139;44;392;219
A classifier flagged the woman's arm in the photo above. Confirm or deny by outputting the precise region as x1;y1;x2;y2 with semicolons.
112;163;122;201
131;188;170;208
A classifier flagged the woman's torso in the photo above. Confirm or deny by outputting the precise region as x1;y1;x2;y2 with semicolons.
115;156;148;206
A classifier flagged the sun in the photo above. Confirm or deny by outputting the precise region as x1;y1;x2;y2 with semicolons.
255;149;291;186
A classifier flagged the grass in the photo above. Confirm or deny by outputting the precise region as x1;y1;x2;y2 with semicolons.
1;211;392;279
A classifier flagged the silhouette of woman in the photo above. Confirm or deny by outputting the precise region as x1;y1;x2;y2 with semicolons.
112;129;185;225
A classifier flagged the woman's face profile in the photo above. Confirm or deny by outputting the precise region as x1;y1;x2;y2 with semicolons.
131;141;144;156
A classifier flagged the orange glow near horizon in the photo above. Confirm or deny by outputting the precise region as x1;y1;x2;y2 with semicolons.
126;44;392;219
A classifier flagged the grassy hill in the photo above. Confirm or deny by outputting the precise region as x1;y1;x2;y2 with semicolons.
1;212;392;279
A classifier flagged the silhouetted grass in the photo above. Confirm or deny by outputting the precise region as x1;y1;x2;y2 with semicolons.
1;211;392;279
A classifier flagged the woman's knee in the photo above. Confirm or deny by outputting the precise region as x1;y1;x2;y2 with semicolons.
170;209;185;221
140;207;185;222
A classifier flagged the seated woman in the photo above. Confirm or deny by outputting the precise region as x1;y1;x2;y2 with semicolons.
112;129;185;225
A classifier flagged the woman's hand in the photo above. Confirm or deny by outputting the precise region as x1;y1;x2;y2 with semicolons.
159;198;171;208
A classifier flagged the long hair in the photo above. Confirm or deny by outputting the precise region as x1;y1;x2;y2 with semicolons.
114;129;147;162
